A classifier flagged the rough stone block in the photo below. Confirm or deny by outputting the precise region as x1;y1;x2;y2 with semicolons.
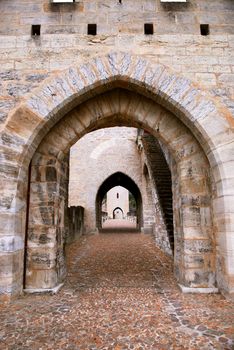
0;235;24;253
184;239;213;254
27;248;57;270
184;269;216;288
25;269;58;290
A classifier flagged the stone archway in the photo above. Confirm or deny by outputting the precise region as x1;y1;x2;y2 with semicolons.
95;172;143;231
26;88;214;292
113;208;124;220
0;52;233;297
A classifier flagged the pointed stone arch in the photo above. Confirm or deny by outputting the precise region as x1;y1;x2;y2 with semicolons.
113;207;124;219
0;52;233;296
23;89;216;293
95;171;143;231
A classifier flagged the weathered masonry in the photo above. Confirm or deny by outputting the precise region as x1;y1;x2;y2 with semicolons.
0;0;233;298
69;127;146;234
69;127;158;236
69;127;172;251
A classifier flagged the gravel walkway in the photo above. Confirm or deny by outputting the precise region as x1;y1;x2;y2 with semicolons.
0;232;233;350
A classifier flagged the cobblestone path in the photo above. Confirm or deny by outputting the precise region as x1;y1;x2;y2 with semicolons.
0;233;233;350
102;219;137;231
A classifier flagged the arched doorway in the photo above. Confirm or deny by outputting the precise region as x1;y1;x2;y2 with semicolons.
24;88;215;292
0;53;233;296
96;172;143;231
113;208;123;219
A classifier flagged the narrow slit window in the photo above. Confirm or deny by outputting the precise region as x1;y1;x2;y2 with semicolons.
117;193;119;199
31;24;41;36
88;24;97;35
200;24;209;36
144;23;154;35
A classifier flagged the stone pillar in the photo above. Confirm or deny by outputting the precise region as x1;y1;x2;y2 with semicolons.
174;159;216;290
0;178;26;297
25;153;69;291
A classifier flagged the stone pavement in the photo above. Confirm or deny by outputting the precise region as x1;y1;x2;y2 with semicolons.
102;219;137;231
0;232;233;350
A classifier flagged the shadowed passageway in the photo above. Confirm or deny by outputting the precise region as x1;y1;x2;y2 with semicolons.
0;233;233;350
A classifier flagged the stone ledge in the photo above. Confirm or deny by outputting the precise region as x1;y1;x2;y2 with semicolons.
24;283;64;295
179;284;219;294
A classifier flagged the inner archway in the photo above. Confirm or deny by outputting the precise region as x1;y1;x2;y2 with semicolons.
113;207;124;219
68;127;143;234
96;173;142;232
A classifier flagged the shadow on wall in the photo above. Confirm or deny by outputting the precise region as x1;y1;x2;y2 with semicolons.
66;206;84;244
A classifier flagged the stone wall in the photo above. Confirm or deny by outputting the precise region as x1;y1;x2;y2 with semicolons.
0;0;233;127
0;0;233;36
140;138;172;255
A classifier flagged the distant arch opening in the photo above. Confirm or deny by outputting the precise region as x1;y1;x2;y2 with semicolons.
96;172;143;232
113;207;124;219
